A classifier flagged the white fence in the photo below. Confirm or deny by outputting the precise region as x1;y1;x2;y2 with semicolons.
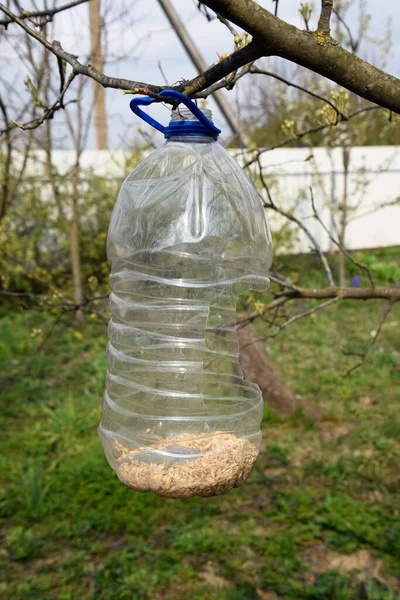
248;146;400;253
19;145;400;254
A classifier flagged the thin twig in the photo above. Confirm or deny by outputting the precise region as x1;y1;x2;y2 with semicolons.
157;60;169;86
256;155;275;207
333;8;358;53
0;289;109;308
137;128;158;149
216;13;239;37
194;61;254;98
309;187;375;287
237;296;290;327
5;75;77;133
242;107;381;168
269;272;299;291
257;162;336;286
249;66;348;121
57;56;66;103
349;196;400;222
240;297;339;349
342;301;393;376
0;0;89;27
0;91;12;220
83;307;109;324
36;314;62;352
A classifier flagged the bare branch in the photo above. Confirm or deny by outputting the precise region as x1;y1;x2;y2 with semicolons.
269;272;299;291
1;0;400;114
197;4;240;36
333;8;358;53
317;0;334;37
349;196;400;222
182;41;262;97
309;187;375;287
194;61;254;98
7;73;76;133
281;286;400;302
242;107;381;168
249;66;348;121
257;162;336;286
157;60;169;86
0;91;12;220
240;298;340;349
0;3;262;100
57;57;66;102
0;289;109;308
237;296;290;327
201;0;400;114
238;285;400;329
343;301;393;376
0;0;90;27
216;13;239;37
0;124;33;220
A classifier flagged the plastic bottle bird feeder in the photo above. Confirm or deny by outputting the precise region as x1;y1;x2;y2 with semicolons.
98;90;272;498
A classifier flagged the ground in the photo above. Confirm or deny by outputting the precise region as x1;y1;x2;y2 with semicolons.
0;250;399;599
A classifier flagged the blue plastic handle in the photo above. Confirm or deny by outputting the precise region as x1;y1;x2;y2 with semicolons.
129;95;165;133
129;89;221;136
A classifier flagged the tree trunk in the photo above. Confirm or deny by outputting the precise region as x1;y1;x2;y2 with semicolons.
70;169;82;318
88;0;108;150
237;322;324;419
338;146;350;287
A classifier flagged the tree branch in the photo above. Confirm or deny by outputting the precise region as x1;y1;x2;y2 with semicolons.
281;286;400;302
2;0;400;114
238;286;399;329
0;91;12;220
317;0;334;37
201;0;400;114
333;8;358;53
309;187;375;287
342;301;393;376
0;0;90;27
242;106;381;168
194;61;254;98
240;297;339;348
8;73;76;132
182;40;262;96
237;296;290;327
216;13;239;37
0;289;108;308
257;160;336;286
249;66;347;121
0;3;262;100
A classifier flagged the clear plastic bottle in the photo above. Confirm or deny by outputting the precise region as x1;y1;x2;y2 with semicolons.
99;100;272;498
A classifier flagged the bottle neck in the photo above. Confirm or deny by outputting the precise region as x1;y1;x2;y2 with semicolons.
164;107;218;140
166;135;216;144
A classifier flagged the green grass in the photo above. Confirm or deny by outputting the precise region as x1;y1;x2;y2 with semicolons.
1;249;400;599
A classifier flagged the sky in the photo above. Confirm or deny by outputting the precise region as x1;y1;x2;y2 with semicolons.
2;0;400;149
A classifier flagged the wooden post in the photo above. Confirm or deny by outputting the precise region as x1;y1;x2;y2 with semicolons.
88;0;108;149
